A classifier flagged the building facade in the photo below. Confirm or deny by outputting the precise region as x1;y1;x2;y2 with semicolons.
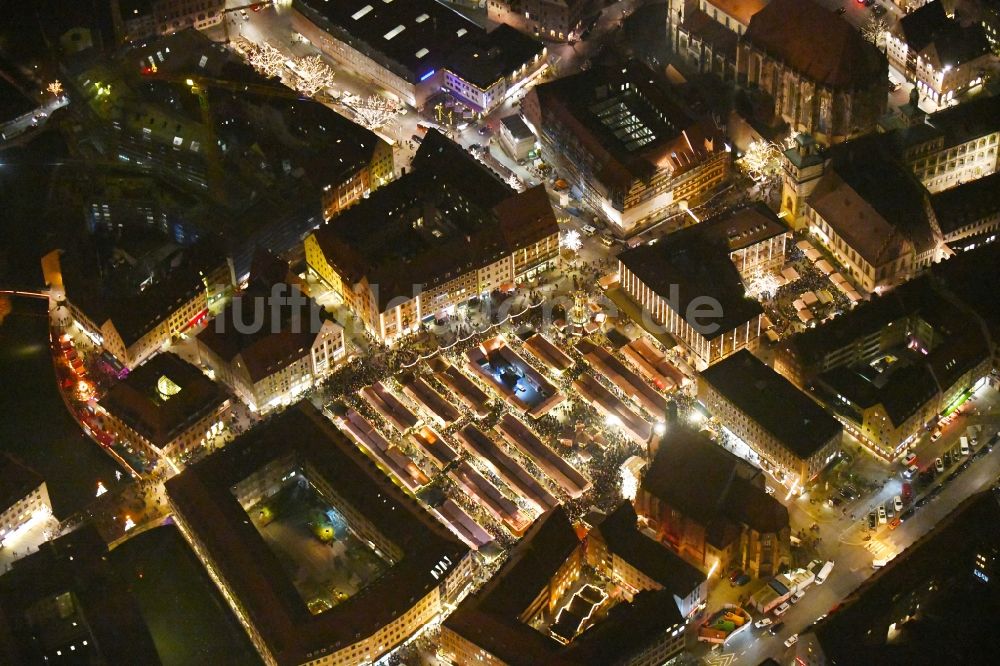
306;132;559;346
487;0;586;41
698;350;843;488
97;352;232;466
617;205;783;369
637;428;791;579
886;1;992;107
0;455;51;545
116;0;225;43
523;58;730;236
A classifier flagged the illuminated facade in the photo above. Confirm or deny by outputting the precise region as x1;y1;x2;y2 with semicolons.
698;350;843;487
306;132;558;345
486;0;586;41
0;455;51;543
886;1;991;107
116;0;225;43
167;404;473;666
617;206;780;369
97;352;232;465
523;58;730;235
735;0;888;145
292;0;544;111
440;506;692;666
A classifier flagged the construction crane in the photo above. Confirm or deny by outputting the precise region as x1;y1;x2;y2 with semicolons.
220;1;275;45
140;69;325;203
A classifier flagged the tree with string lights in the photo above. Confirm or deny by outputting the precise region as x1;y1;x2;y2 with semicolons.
862;15;888;46
292;55;335;97
350;94;403;130
241;40;286;80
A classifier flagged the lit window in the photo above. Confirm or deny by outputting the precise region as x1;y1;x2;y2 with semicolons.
416;13;429;22
415;48;429;58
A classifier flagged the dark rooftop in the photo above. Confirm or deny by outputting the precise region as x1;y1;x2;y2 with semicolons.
313;130;557;311
810;489;1000;665
618;213;766;340
197;252;333;384
0;525;161;665
292;0;542;85
641;426;788;535
530;57;721;187
165;403;468;666
60;233;230;348
442;506;688;665
897;1;991;66
932;171;1000;236
500;113;534;141
0;454;44;512
896;0;950;52
744;0;886;90
446;24;543;90
920;93;1000;147
701;350;843;459
0;72;35;121
594;503;706;597
99;352;228;448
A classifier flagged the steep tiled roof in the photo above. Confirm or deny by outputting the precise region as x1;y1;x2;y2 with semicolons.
744;0;886;90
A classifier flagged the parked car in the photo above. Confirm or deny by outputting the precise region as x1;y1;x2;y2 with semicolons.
773;602;791;617
902;482;913;503
755;617;773;629
769;622;785;635
903;452;917;466
900;507;915;522
877;505;887;524
931;429;942;441
893;495;904;512
733;574;751;587
916;496;931;508
935;457;945;473
867;511;877;529
791;590;806;604
784;634;799;648
904;464;919;479
728;569;744;584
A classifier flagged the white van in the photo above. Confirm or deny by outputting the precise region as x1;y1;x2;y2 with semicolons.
960;436;970;456
815;560;834;584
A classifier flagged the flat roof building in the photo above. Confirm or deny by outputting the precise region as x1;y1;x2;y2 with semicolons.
698;350;843;487
166;403;473;666
617;204;786;369
292;0;545;111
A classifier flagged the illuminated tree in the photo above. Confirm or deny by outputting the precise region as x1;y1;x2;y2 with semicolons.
292;55;335;98
350;94;402;130
46;80;63;99
743;264;783;301
738;140;781;184
243;40;286;80
862;15;888;46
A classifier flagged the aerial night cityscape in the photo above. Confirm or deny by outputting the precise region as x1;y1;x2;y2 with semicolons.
1;0;1000;665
